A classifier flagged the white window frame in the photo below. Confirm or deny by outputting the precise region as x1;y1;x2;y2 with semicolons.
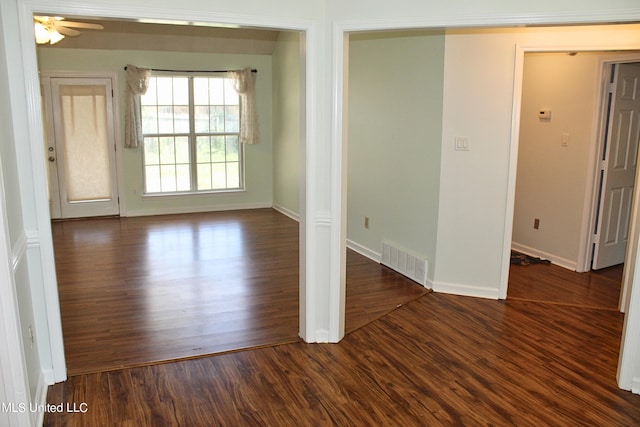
141;72;245;196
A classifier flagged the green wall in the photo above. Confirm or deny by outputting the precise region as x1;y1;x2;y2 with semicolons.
36;48;273;216
347;30;444;280
272;31;302;218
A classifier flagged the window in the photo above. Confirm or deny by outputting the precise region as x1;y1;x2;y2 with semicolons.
141;75;242;194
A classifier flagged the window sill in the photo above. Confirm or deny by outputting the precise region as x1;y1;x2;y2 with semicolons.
142;188;246;198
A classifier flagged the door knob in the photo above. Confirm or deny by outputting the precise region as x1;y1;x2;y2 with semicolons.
48;156;55;162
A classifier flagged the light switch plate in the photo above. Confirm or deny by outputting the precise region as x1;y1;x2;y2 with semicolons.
455;136;470;151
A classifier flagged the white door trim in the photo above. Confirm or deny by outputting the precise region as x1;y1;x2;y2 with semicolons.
577;57;614;274
0;167;32;427
582;55;640;272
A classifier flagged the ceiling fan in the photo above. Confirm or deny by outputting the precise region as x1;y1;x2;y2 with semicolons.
34;16;104;45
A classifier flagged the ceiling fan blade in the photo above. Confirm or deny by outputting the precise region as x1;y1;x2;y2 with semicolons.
55;21;104;30
53;25;81;37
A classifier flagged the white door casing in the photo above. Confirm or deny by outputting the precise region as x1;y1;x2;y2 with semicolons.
42;77;120;219
593;63;640;270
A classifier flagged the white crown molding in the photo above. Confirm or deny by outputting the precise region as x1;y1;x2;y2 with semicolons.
334;9;640;33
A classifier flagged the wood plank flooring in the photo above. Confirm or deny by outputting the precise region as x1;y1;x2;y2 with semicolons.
44;290;640;426
46;215;640;425
508;260;623;310
52;209;428;375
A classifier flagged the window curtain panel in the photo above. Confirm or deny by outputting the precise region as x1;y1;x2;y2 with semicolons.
124;64;151;148
228;68;259;145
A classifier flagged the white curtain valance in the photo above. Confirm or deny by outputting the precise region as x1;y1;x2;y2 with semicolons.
228;68;259;145
124;64;151;148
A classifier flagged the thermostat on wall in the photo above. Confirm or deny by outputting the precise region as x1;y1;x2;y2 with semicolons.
538;109;551;120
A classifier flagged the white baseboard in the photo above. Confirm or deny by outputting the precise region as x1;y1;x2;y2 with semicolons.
346;239;381;263
43;367;54;387
424;278;434;290
124;202;272;217
314;329;329;343
632;377;640;395
432;281;500;300
272;204;300;222
511;242;577;271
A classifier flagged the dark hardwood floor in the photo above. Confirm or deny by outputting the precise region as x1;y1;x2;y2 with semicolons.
52;209;428;375
45;216;640;425
508;259;623;310
44;283;640;425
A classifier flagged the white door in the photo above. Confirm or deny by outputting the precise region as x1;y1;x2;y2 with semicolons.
593;63;640;269
42;77;119;219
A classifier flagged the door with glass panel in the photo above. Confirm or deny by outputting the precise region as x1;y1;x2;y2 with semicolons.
42;77;119;219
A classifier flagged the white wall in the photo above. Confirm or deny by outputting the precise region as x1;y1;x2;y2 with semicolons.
347;30;444;281
513;52;603;269
272;31;302;218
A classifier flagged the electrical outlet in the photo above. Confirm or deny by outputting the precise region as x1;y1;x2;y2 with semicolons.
364;217;369;229
534;218;540;230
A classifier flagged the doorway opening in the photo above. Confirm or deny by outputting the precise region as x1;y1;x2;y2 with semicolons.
508;50;640;311
26;11;308;378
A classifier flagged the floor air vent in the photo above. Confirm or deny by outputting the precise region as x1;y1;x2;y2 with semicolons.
381;240;428;286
